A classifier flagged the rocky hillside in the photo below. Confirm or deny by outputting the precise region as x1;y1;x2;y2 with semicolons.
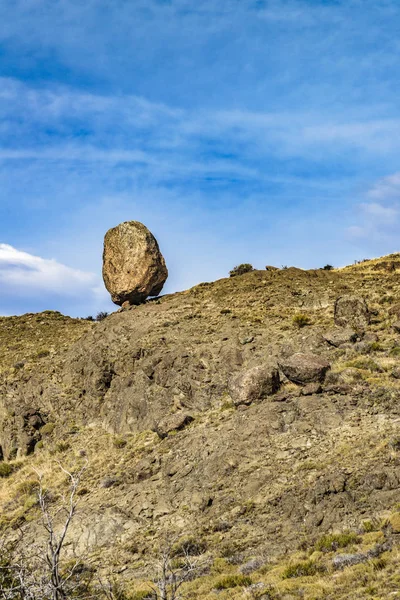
2;256;400;599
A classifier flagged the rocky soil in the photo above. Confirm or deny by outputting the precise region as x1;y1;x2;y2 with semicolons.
2;255;400;599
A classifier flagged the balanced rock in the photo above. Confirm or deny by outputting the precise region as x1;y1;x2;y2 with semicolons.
103;221;168;306
278;353;330;384
334;295;370;329
229;365;280;406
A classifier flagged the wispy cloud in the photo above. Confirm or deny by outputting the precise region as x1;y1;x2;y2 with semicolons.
0;244;108;315
367;172;400;200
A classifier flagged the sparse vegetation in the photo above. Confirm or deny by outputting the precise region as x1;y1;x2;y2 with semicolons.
315;532;360;552
229;264;254;277
292;313;311;328
282;560;324;579
214;574;252;589
96;311;109;321
0;463;13;478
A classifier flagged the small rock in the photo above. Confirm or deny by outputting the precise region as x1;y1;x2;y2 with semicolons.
156;413;194;437
392;367;400;379
323;328;358;347
323;383;352;395
100;476;119;489
240;336;254;345
301;382;322;396
334;295;370;329
278;353;330;384
229;365;280;406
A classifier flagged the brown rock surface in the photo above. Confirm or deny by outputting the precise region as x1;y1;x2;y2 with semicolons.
334;295;370;329
102;220;168;305
278;353;330;384
229;365;280;406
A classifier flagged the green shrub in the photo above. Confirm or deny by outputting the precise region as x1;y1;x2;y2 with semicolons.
17;479;38;495
214;574;252;589
323;264;334;271
345;357;382;372
56;441;70;453
229;264;254;277
0;463;13;478
292;314;311;328
315;532;360;553
112;436;127;449
40;422;56;436
369;342;384;352
282;560;324;579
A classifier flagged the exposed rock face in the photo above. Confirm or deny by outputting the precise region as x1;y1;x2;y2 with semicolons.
323;328;359;347
334;295;370;329
278;353;330;384
102;221;168;306
229;365;280;406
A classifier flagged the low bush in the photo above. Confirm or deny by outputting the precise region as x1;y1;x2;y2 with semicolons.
96;312;109;322
292;313;311;328
229;264;254;277
113;436;127;449
323;264;334;270
282;560;324;579
315;532;360;552
345;357;382;372
40;422;56;436
0;463;13;478
214;574;252;589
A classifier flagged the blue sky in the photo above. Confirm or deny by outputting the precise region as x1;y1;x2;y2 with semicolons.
1;0;400;316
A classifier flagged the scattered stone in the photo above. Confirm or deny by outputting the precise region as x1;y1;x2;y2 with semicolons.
323;383;352;395
155;413;194;437
301;382;323;396
332;542;391;570
391;367;400;379
239;559;265;575
323;328;359;347
102;220;168;306
334;295;370;329
240;336;254;345
229;365;280;406
278;353;330;384
100;476;119;489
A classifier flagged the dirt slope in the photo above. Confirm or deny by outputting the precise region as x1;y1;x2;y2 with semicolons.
2;256;400;599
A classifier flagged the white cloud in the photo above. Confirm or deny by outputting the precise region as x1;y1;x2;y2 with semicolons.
359;202;398;221
367;172;400;200
0;243;100;298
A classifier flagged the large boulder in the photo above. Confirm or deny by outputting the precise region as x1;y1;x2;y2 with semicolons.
278;353;330;384
334;295;370;329
103;221;168;306
229;365;280;406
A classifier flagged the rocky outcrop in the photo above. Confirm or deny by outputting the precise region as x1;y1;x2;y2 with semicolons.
334;295;370;329
102;221;168;306
229;365;280;406
278;353;330;384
